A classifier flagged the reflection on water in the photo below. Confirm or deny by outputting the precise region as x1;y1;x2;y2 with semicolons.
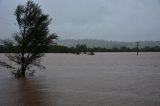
0;77;56;105
0;53;160;106
17;78;51;105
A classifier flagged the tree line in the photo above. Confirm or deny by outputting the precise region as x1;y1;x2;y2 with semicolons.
1;44;160;53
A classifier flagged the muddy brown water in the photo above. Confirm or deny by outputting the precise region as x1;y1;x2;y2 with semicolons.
0;53;160;106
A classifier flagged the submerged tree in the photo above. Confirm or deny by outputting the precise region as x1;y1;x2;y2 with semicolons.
0;1;57;78
75;44;87;54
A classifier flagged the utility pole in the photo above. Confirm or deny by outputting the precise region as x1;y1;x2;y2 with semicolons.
137;41;139;56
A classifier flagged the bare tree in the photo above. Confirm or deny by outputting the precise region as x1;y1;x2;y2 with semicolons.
0;1;57;78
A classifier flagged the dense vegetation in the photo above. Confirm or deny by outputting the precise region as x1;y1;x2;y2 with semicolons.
0;44;160;54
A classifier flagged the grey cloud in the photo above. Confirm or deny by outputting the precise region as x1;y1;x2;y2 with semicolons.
0;0;160;41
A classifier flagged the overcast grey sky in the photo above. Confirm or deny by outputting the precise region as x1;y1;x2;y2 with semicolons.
0;0;160;41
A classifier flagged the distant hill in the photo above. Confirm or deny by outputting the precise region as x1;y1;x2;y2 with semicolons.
57;39;160;48
1;38;160;48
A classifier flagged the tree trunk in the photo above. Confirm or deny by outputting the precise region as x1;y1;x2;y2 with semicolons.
21;54;26;77
21;67;26;77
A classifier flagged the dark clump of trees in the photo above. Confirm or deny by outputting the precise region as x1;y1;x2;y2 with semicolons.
75;44;88;54
47;44;95;55
0;1;57;78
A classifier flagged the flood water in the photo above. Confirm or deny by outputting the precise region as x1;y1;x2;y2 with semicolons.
0;53;160;106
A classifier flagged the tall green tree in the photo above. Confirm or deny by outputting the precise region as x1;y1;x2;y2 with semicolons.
0;1;57;78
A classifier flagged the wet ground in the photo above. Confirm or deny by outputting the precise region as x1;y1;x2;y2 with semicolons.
0;53;160;106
